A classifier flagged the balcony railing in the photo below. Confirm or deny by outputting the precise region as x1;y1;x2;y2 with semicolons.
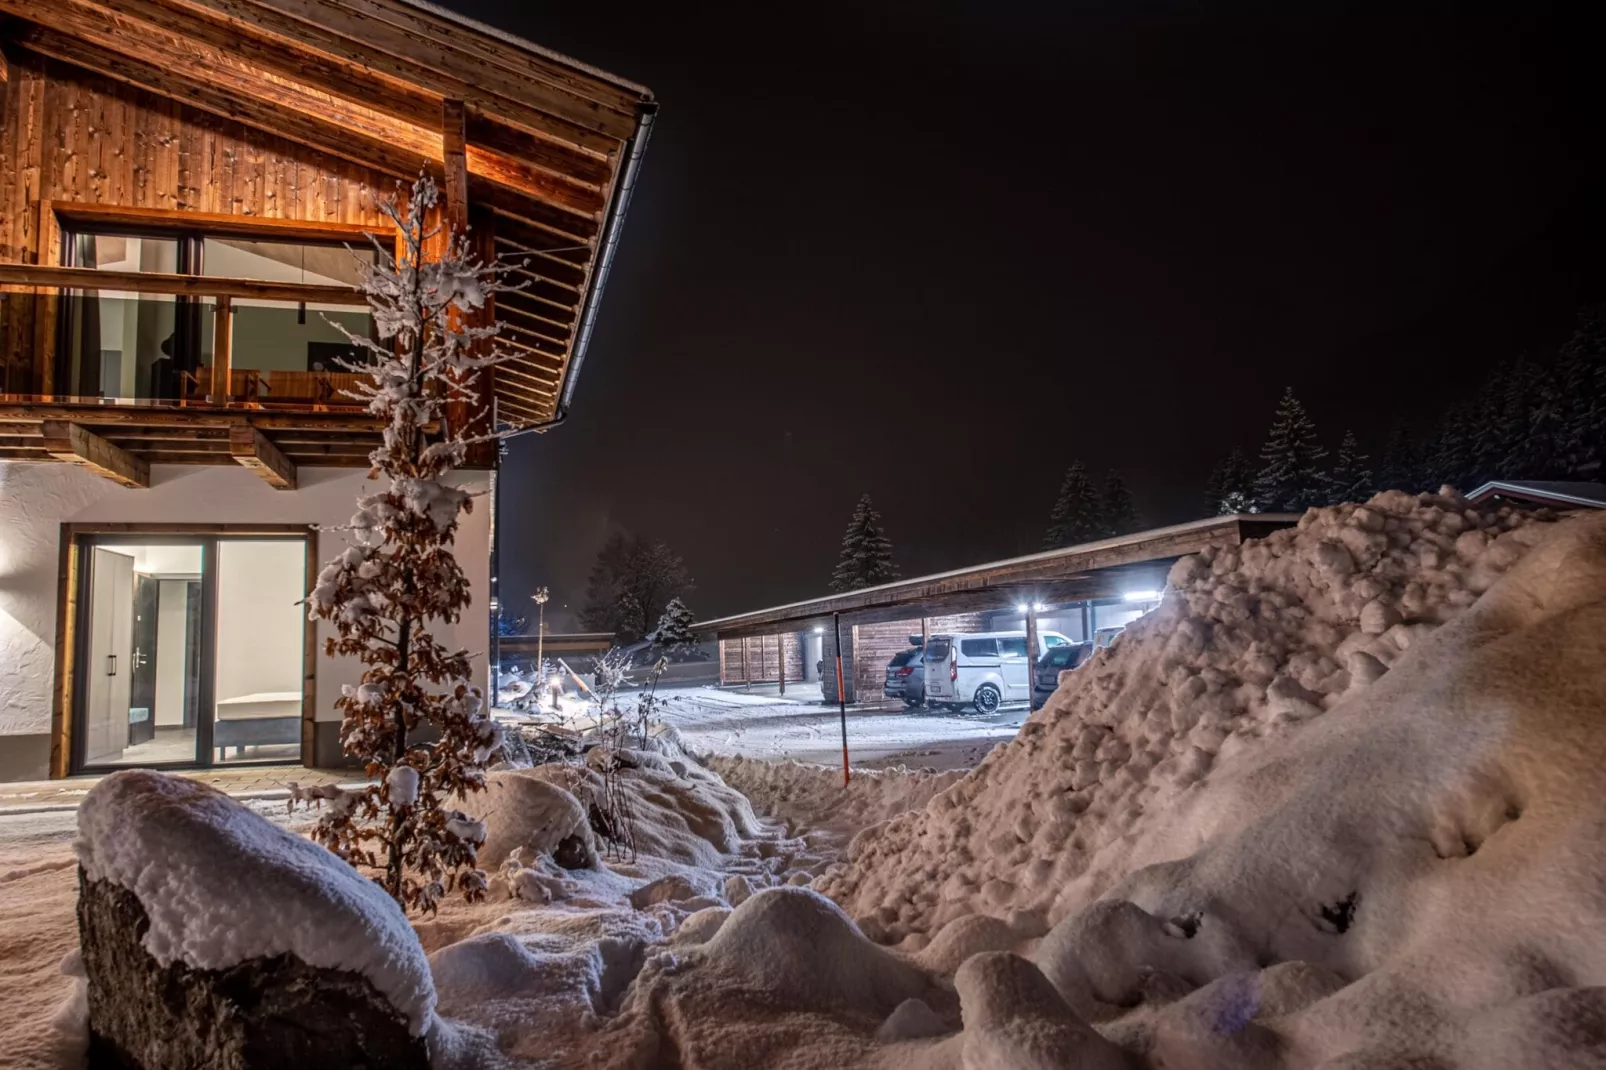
0;263;373;410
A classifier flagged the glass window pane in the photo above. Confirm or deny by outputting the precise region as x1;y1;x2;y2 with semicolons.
82;543;203;767
999;637;1029;658
212;540;305;764
203;238;374;393
63;235;188;401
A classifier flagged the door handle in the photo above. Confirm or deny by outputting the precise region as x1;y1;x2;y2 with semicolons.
107;654;117;676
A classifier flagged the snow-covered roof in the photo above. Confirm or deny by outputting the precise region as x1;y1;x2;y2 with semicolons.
1464;481;1606;510
697;513;1301;638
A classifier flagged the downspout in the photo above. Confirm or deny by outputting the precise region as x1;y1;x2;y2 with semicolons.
499;98;658;440
485;100;657;692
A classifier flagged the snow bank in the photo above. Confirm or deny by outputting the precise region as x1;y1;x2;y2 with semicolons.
75;770;437;1036
817;490;1557;944
708;754;966;844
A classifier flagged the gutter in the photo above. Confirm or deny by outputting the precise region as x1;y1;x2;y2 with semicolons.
500;99;658;440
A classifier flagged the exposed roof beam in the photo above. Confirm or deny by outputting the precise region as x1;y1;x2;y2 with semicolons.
173;0;630;152
40;421;151;488
266;0;639;134
228;425;297;489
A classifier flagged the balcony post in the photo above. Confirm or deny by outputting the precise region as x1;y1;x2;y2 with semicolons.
209;295;232;404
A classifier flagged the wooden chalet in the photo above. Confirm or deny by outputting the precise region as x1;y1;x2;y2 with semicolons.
0;1;654;781
0;0;655;480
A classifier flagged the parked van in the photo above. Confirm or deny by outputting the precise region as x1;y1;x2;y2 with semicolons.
922;630;1074;713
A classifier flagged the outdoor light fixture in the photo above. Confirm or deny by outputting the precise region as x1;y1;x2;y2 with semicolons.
1034;602;1047;612
1124;590;1162;603
813;626;825;634
1018;602;1049;613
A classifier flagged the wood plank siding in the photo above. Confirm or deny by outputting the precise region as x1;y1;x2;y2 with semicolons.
0;0;654;467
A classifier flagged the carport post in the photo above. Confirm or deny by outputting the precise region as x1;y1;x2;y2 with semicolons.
1025;601;1040;713
834;612;850;786
777;633;786;695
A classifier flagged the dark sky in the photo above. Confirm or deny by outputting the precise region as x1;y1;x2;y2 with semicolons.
446;0;1606;627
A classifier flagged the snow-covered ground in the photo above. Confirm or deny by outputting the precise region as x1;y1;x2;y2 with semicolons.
12;490;1606;1070
651;684;1026;771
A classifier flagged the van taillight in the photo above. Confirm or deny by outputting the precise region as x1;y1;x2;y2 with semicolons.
949;659;957;682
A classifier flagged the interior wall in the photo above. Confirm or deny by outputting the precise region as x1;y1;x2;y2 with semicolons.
154;579;189;726
215;540;304;702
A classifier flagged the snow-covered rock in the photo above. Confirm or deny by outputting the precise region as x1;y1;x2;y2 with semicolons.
77;874;428;1070
457;769;597;872
75;770;436;1038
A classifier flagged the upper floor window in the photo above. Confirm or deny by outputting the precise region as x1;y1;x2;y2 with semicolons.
57;226;376;406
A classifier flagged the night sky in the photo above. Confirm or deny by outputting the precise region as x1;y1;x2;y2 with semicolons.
443;0;1606;627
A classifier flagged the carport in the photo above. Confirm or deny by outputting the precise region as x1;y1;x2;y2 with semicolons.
696;514;1297;706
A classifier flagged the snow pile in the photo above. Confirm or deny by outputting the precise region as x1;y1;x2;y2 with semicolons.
75;770;438;1036
709;753;966;849
817;490;1557;944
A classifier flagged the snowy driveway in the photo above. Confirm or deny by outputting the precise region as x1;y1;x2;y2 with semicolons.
652;685;1024;771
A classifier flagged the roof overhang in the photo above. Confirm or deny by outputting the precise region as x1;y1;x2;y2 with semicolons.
697;514;1300;641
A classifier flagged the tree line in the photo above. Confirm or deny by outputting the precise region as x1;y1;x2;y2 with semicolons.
1042;464;1140;549
1206;306;1606;514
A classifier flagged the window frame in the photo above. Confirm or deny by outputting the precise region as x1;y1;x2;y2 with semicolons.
51;207;384;403
52;522;318;778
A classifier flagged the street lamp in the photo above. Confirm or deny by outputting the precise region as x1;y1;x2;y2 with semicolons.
532;587;550;688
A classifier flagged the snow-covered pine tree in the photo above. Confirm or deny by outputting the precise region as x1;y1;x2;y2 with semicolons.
1376;420;1421;492
1501;356;1567;480
1202;448;1257;515
1097;470;1139;537
1254;387;1328;511
829;494;898;592
303;176;511;914
1556;307;1606;478
1044;462;1102;548
1425;400;1477;490
647;596;698;654
1468;362;1513;484
1327;429;1373;504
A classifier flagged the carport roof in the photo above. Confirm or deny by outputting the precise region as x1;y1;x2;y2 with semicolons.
696;514;1299;641
1464;480;1606;510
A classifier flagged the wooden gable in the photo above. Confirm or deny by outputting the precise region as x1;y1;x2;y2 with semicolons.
0;0;655;428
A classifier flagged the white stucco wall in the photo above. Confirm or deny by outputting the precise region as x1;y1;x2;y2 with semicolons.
0;460;491;773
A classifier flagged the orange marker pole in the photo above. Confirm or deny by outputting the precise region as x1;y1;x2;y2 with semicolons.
834;611;850;786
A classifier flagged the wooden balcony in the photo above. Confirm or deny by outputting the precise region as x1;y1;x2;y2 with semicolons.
0;263;445;490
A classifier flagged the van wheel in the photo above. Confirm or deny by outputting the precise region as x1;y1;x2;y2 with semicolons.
973;684;1001;714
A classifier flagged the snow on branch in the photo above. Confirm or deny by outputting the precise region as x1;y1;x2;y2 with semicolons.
302;175;522;914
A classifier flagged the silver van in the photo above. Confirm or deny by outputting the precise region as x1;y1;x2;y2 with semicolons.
922;629;1074;713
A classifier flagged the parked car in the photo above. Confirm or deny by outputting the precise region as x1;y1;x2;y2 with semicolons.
883;647;926;707
1033;641;1094;704
922;630;1073;714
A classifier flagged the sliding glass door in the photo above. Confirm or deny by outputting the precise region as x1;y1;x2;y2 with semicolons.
73;534;308;773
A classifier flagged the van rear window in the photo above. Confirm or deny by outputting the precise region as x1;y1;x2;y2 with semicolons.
961;638;998;658
925;639;952;661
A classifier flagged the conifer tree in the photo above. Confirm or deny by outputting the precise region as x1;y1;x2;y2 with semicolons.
303;176;510;913
1425;400;1477;490
1043;462;1102;549
1097;470;1139;537
1202;448;1257;515
646;596;699;654
829;494;898;592
1376;420;1421;492
1556;306;1606;478
1254;387;1329;511
1468;362;1514;484
1327;429;1373;504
